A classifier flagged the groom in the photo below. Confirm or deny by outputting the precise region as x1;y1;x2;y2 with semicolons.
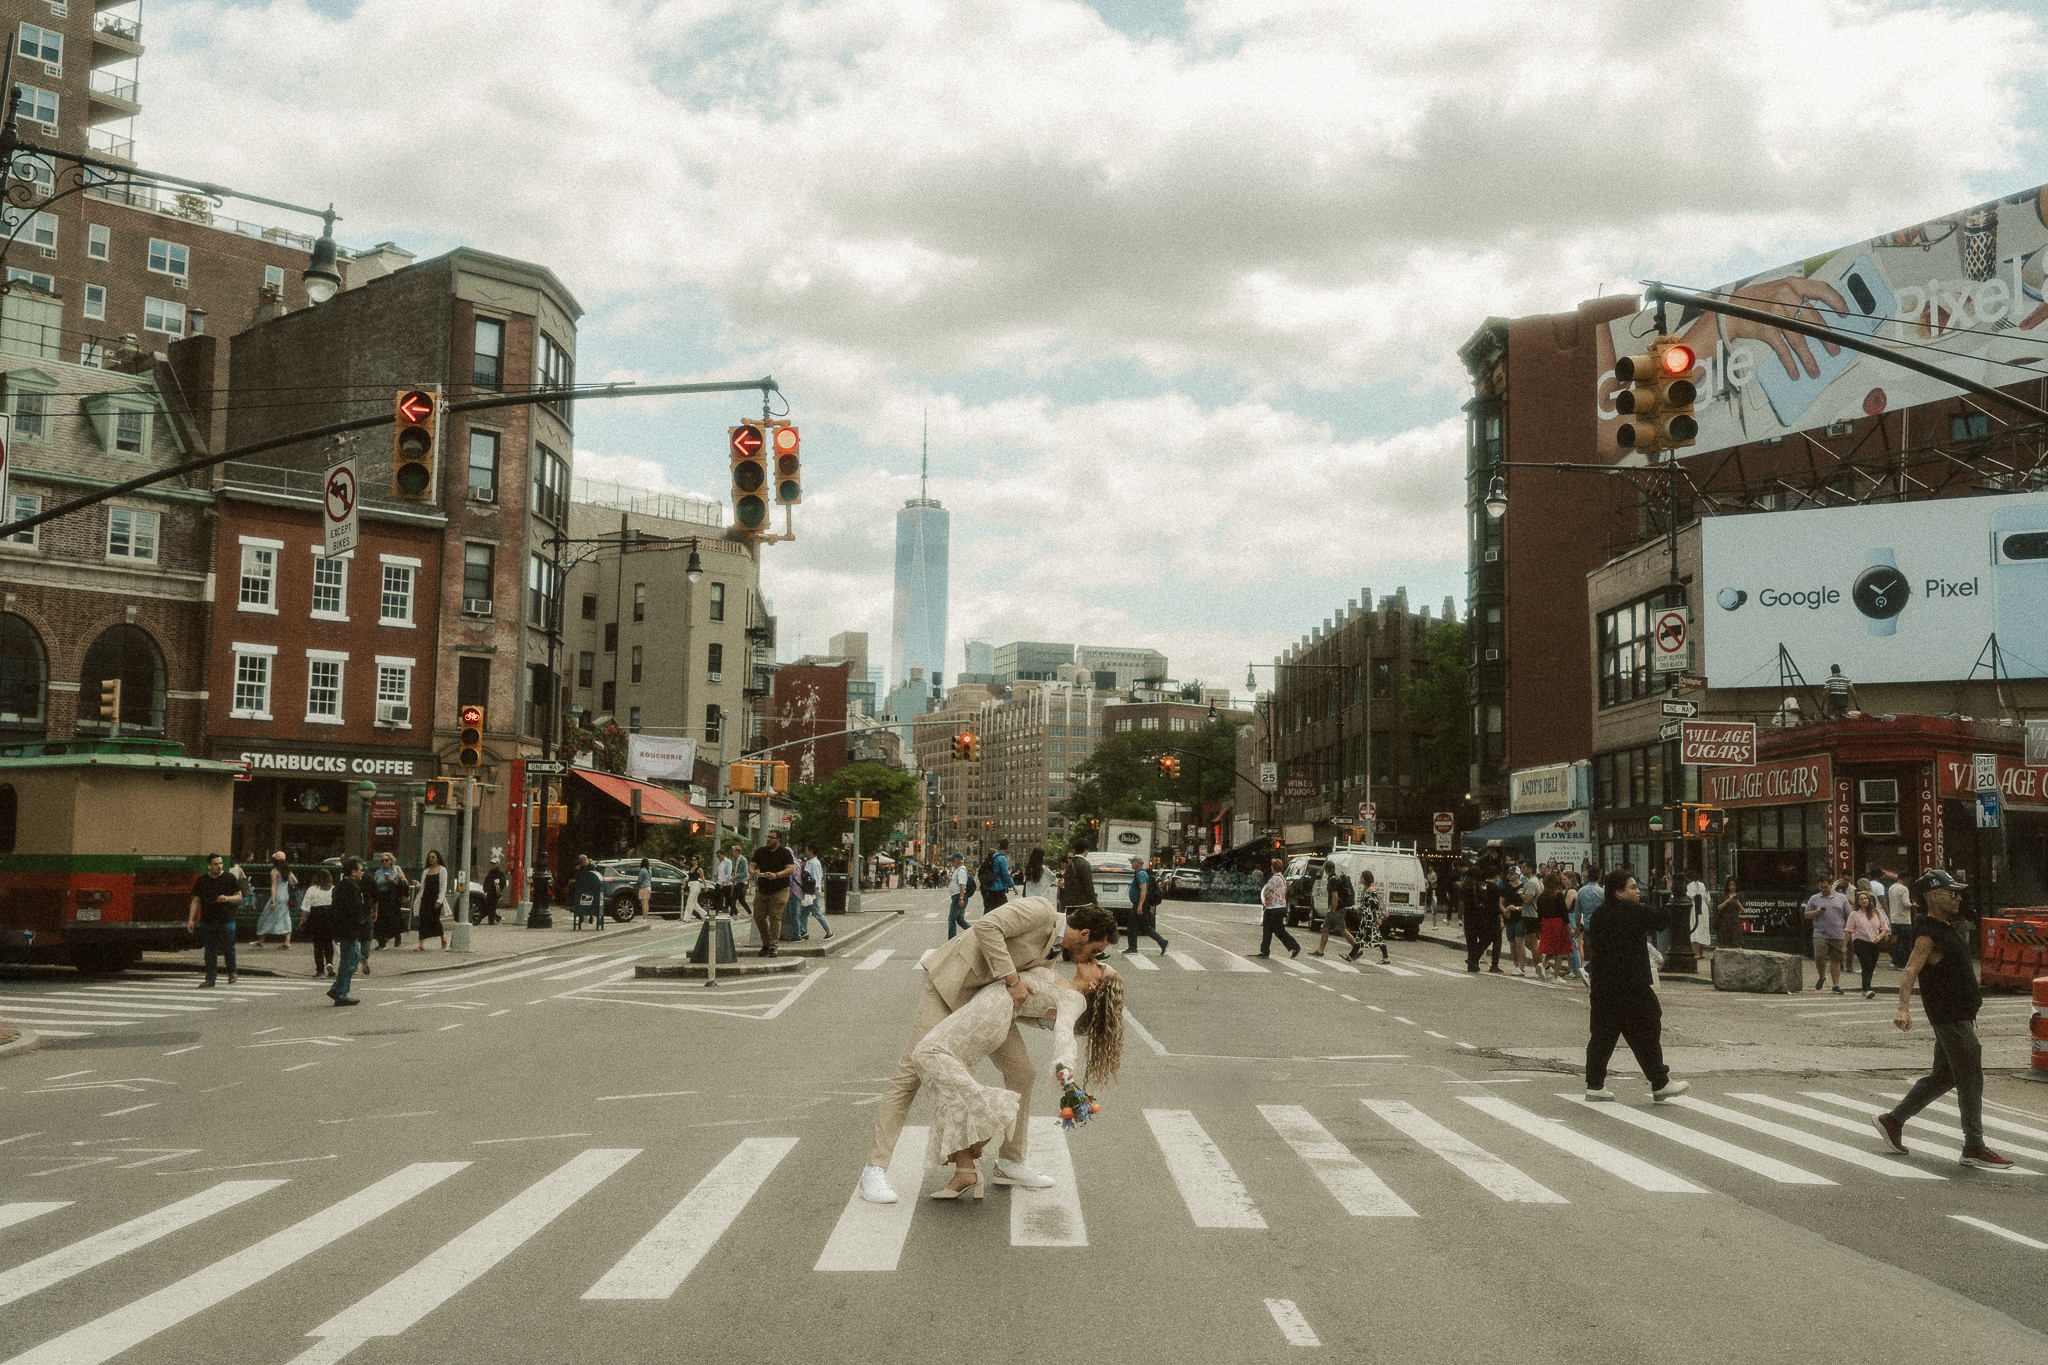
859;895;1119;1203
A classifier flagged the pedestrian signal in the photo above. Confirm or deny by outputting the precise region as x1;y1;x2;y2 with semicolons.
425;778;454;809
457;705;485;768
392;388;440;500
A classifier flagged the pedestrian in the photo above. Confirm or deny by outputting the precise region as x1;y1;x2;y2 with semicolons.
1257;857;1300;959
1058;840;1098;912
750;829;798;957
793;844;832;941
480;856;505;925
945;853;973;938
372;852;408;952
1498;864;1527;975
1347;869;1389;964
1824;664;1858;718
685;856;707;919
1847;889;1888;999
1571;866;1605;983
630;856;652;920
1125;856;1169;955
414;850;448;950
1519;862;1543;970
1462;867;1500;973
300;869;336;978
720;842;750;920
1684;872;1713;959
1714;879;1745;951
185;852;242;988
327;857;370;1007
1312;867;1358;958
570;854;606;930
1021;846;1055;902
984;839;1016;909
1535;872;1574;979
258;852;296;949
1881;867;1914;969
1803;872;1851;993
1583;868;1687;1103
1872;870;2012;1169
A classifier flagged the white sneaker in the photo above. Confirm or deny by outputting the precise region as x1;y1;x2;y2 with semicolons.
991;1159;1054;1189
1584;1088;1617;1102
1651;1079;1691;1103
857;1164;898;1204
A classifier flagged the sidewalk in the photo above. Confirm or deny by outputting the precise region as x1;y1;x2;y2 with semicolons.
134;917;654;981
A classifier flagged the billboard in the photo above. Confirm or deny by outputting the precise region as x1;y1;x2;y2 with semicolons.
1596;184;2048;457
625;734;696;783
1701;491;2048;684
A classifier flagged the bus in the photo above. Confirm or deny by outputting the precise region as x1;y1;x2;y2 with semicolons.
0;739;239;973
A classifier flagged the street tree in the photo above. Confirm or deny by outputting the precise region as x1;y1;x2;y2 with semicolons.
1063;717;1237;833
1400;620;1469;815
788;762;921;860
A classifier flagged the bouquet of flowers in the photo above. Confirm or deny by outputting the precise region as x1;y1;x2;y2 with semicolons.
1054;1064;1100;1131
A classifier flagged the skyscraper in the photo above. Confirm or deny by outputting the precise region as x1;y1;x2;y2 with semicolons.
891;420;949;699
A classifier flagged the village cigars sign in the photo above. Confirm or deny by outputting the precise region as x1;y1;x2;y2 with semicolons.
1701;753;1831;809
1678;720;1756;767
1937;752;2048;809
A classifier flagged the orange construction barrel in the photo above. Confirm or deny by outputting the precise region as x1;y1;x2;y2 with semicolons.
2033;976;2048;1079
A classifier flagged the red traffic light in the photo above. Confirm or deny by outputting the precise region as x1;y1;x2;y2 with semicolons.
459;705;483;728
397;390;436;424
730;424;764;460
1660;343;1697;376
772;425;799;456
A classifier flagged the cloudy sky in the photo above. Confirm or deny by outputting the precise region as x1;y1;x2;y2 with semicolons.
149;0;2047;694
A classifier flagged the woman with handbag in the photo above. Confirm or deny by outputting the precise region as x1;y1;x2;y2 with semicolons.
300;869;336;977
1846;888;1888;999
415;850;448;951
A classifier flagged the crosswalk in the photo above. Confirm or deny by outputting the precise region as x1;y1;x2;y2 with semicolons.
6;1085;2043;1361
0;980;316;1038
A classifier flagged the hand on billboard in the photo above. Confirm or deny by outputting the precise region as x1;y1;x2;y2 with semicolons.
1723;276;1851;380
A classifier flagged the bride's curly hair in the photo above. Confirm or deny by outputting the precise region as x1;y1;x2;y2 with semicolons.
1076;970;1124;1087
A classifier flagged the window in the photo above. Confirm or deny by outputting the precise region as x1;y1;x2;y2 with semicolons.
81;283;105;320
707;642;722;676
577;652;594;689
10;153;50;196
467;429;498;491
1372;730;1393;783
1169;716;1186;731
143;296;184;336
1373;659;1393;697
306;654;345;723
457;656;491;709
531;444;568;523
106;507;157;561
7;268;52;292
311;552;347;619
536;330;572;423
705;704;722;744
11;388;48;440
263;264;284;293
231;648;274;719
579;592;597;621
376;660;412;715
78;342;102;368
1950;413;1991;441
147;239;189;281
1598;589;1681;708
379;561;416;626
87;224;108;260
1140;717;1159;730
5;492;39;547
1115;718;1132;733
629;706;641;734
708;582;725;621
473;317;503;388
603;622;617;653
632;583;644;622
463;543;493;603
238;539;279;611
527;663;553;738
4;210;56;249
17;25;60;64
14;84;57;125
601;680;616;712
0;612;48;727
527;555;559;629
630;645;642;684
113;409;145;453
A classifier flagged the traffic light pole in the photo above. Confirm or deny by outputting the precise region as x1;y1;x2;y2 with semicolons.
850;789;864;915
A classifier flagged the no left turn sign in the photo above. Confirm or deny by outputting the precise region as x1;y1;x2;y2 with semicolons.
323;458;359;558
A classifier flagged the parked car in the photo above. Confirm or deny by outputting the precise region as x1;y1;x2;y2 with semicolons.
589;859;688;920
1162;868;1203;899
1284;854;1326;926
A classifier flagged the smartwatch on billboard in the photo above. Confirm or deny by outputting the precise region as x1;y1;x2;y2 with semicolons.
1852;548;1910;636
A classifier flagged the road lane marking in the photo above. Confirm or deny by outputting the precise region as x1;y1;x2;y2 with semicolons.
1562;1096;1834;1184
1949;1214;2048;1249
815;1125;929;1271
541;955;648;982
4;1163;466;1365
1143;1109;1264;1228
100;1103;158;1116
1366;962;1421;977
1219;951;1268;973
1408;963;1476;979
1011;1118;1087;1247
471;1133;594;1145
1122;1011;1168;1057
1279;958;1320;976
1340;995;1359;1002
400;955;607;993
1392;1017;1417;1026
854;949;896;970
1259;1105;1416;1217
761;969;827;1019
1322;959;1360;974
585;1139;795;1298
1265;1299;1320;1346
596;1090;702;1102
0;1180;286;1309
1362;1100;1566;1204
1666;1096;1943;1179
22;995;217;1013
1457;1096;1705;1193
0;1202;70;1230
306;1149;638;1348
1165;952;1206;972
1424;1031;1448;1039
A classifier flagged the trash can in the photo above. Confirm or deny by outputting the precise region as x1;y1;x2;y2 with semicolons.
825;873;850;915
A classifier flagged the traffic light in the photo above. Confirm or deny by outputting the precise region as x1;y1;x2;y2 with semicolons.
863;798;879;819
839;797;882;819
1681;803;1726;838
457;705;485;768
951;817;959;830
98;677;122;723
1158;755;1180;778
1614;337;1698;454
984;820;995;831
966;733;980;761
954;731;980;760
391;388;440;500
729;423;770;534
771;423;801;504
425;778;453;809
952;733;969;761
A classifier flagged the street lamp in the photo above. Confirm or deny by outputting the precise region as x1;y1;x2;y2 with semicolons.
303;206;343;304
1484;476;1508;519
686;546;704;583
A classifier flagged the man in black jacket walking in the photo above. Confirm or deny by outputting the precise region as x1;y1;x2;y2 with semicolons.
327;858;371;1007
1583;869;1687;1102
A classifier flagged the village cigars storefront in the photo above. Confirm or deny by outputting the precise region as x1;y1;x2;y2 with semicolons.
212;740;434;866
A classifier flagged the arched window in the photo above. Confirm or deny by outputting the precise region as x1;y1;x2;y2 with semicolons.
80;624;166;734
0;614;47;732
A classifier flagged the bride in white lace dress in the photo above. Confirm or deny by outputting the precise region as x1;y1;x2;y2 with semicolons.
913;958;1124;1199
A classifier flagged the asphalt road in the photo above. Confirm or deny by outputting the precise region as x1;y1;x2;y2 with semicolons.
5;891;2047;1364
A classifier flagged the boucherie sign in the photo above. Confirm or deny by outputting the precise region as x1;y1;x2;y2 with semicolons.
1936;752;2048;809
1701;753;1831;808
1678;720;1756;767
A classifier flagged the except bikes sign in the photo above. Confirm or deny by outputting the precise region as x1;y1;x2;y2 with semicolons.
1700;753;1831;809
1678;720;1756;767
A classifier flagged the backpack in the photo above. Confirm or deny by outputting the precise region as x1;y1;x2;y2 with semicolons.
978;853;997;889
800;866;818;896
1333;875;1354;909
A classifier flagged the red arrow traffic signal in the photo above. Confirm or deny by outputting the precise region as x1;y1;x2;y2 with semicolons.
398;390;436;424
730;424;764;460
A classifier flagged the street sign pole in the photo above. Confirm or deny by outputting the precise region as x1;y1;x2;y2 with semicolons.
450;778;476;953
850;788;864;915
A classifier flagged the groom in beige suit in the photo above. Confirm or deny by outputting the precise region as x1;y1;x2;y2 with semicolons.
859;895;1119;1203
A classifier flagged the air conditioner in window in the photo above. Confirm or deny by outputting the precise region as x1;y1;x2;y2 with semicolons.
1484;649;1500;662
1858;811;1901;837
39;123;56;137
469;486;496;503
1858;778;1899;805
1483;550;1500;562
375;702;410;726
463;597;493;616
43;64;60;78
707;672;722;683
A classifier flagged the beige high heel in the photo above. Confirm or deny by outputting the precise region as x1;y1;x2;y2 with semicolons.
930;1162;984;1200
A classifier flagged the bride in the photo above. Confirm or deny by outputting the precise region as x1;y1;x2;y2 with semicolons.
913;959;1125;1199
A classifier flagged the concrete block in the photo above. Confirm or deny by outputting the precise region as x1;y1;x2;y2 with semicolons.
1711;947;1805;994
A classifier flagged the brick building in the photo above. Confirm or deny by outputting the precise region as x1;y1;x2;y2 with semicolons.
768;661;851;788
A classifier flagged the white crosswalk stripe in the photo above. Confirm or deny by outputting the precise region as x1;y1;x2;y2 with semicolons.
1458;1096;1706;1193
1362;1099;1567;1204
0;1201;70;1231
1010;1118;1087;1246
854;949;895;970
1563;1095;1836;1185
0;1181;285;1309
1804;1092;2048;1163
1259;1105;1416;1216
585;1140;793;1298
1665;1096;1945;1179
1164;951;1206;972
1119;952;1160;970
816;1125;928;1271
1145;1109;1265;1228
1876;1092;2048;1144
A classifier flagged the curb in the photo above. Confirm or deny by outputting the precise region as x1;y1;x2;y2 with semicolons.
636;958;805;980
786;912;900;959
0;1028;47;1062
136;922;653;983
1418;930;1716;989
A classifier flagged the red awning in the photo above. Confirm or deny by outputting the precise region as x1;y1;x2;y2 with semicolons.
571;769;707;825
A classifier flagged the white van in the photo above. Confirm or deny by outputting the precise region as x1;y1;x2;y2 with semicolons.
1323;843;1428;939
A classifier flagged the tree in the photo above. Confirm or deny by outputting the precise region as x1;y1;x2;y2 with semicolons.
788;762;922;858
1400;620;1469;813
1063;717;1239;832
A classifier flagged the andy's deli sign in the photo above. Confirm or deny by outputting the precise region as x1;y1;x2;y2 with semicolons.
1701;754;1831;809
